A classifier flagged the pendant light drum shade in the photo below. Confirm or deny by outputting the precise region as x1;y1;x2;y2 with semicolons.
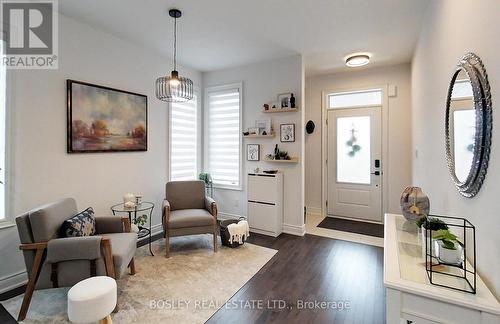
155;73;193;102
155;9;194;102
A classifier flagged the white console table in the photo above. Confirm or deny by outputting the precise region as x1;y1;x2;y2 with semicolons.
384;213;500;324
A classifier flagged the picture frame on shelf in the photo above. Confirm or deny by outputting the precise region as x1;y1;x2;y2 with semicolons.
247;144;260;161
278;93;292;108
280;123;295;142
255;119;271;135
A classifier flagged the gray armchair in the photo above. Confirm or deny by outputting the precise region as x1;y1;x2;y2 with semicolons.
15;198;137;321
163;181;218;258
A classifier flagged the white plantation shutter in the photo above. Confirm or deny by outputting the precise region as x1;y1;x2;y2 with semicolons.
170;94;199;181
205;85;242;188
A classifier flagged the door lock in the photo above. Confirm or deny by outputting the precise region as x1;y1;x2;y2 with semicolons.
371;171;381;176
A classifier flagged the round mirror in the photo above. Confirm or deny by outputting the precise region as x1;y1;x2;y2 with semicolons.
445;53;492;198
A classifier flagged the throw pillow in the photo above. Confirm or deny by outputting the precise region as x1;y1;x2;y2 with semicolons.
60;207;96;237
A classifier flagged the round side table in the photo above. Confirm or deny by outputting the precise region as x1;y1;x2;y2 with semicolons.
111;202;154;256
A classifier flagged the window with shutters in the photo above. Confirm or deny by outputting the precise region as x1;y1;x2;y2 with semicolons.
204;83;242;189
169;93;200;181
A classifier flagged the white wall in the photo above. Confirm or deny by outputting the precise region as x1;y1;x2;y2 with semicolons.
0;13;201;293
305;64;412;215
202;56;305;235
412;0;500;299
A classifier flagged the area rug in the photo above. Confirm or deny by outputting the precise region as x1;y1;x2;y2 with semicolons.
317;217;384;238
2;235;277;323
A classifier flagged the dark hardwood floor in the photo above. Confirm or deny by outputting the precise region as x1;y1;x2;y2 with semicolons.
207;233;385;324
0;232;385;324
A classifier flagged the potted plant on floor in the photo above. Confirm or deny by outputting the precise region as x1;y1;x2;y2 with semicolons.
432;229;464;266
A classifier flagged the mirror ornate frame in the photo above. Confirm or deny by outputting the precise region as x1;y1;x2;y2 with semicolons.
445;52;492;198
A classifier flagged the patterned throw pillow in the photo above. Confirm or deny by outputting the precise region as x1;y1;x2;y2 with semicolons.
60;207;96;237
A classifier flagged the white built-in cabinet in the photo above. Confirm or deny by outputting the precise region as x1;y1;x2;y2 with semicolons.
247;173;283;237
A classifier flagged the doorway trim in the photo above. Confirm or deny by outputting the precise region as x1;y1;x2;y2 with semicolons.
321;85;389;223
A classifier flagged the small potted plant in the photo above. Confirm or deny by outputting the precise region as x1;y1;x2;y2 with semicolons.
432;229;464;265
416;216;448;254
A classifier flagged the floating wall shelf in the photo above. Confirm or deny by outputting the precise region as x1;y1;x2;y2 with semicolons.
264;157;299;163
243;132;275;138
263;107;299;113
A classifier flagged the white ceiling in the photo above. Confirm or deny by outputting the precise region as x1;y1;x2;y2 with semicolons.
59;0;430;76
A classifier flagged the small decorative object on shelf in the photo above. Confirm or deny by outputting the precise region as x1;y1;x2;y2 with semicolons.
135;194;143;205
400;186;430;221
290;93;296;108
424;214;476;294
263;103;269;111
416;215;448;255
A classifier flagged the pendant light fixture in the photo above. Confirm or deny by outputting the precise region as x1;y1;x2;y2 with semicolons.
155;9;194;102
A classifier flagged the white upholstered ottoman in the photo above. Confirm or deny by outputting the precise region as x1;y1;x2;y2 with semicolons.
67;276;117;324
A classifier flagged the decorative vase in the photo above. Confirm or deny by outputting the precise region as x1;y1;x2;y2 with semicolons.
290;93;296;108
123;193;135;204
400;187;430;221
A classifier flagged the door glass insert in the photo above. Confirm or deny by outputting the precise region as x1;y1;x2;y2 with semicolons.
337;116;371;184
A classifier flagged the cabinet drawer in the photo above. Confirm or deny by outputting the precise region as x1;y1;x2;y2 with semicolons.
248;175;277;204
248;202;277;232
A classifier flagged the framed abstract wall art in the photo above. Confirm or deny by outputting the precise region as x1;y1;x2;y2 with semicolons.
247;144;260;161
67;80;147;153
280;123;295;142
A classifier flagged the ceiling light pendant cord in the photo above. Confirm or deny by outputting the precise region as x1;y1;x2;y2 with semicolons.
173;15;177;71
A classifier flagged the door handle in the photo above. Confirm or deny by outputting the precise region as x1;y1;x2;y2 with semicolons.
371;171;380;176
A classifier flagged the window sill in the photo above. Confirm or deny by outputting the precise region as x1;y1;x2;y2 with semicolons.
0;221;16;230
213;185;243;191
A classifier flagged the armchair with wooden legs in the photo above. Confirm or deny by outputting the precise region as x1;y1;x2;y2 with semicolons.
15;198;138;321
162;181;218;258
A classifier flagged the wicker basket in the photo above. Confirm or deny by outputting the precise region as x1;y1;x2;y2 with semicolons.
219;219;247;248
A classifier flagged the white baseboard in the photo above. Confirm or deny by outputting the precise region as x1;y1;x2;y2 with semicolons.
138;223;163;241
282;223;306;236
217;212;246;221
306;207;323;217
0;270;27;294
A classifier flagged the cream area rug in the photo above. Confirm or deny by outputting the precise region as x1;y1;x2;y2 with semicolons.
2;235;277;323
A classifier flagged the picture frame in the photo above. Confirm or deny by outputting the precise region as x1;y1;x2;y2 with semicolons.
280;123;295;142
255;119;271;135
278;93;292;108
247;144;260;161
67;80;148;153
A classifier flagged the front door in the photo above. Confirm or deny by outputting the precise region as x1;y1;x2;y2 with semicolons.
327;106;382;222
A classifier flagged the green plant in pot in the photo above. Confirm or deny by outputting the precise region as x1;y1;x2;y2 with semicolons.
433;229;464;265
416;216;448;255
278;150;288;160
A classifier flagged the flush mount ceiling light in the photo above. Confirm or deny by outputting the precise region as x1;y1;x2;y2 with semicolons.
345;54;371;67
155;9;193;102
